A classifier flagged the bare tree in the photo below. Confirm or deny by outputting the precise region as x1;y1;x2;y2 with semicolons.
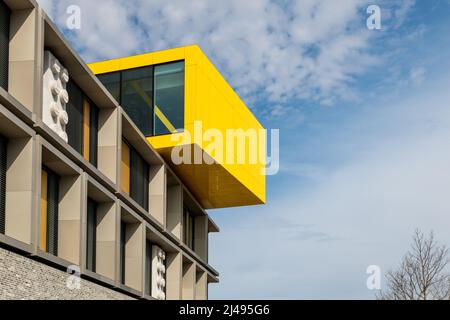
377;229;450;300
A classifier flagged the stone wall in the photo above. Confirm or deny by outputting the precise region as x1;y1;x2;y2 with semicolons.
0;247;134;300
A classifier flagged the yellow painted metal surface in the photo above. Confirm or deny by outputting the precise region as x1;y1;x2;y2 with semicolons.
121;139;131;194
83;99;90;161
40;169;48;251
89;45;266;209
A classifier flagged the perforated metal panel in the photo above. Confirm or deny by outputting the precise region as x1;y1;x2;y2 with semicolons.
86;198;97;272
191;215;195;250
183;209;195;250
66;80;84;153
145;240;153;295
89;103;99;167
120;222;126;284
0;135;7;234
0;1;10;91
46;170;59;256
130;148;149;210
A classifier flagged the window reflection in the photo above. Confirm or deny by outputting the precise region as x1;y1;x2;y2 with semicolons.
97;72;120;103
121;67;154;137
154;62;185;135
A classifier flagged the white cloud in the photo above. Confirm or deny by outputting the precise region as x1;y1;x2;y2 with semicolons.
36;0;415;111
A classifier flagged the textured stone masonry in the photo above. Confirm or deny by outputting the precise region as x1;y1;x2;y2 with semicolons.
0;247;134;300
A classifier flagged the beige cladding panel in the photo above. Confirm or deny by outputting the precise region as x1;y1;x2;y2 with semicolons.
95;202;117;281
58;175;82;265
124;222;143;291
97;108;119;184
166;252;182;300
8;9;37;112
182;262;196;300
195;271;208;300
5;137;34;244
166;184;183;240
149;164;166;225
120;140;130;194
194;215;208;261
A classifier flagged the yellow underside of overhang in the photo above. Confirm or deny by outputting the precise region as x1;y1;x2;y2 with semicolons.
148;139;265;209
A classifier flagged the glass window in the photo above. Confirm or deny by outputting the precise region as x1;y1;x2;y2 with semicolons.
0;1;11;90
96;61;185;137
97;72;121;103
121;66;154;136
154;62;185;135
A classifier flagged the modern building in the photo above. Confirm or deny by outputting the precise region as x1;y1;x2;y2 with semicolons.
0;0;265;300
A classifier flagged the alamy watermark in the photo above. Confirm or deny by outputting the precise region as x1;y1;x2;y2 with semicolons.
64;4;382;31
170;121;279;176
66;265;81;290
367;5;382;30
366;265;381;290
66;5;81;30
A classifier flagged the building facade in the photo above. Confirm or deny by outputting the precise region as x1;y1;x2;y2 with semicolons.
0;0;265;300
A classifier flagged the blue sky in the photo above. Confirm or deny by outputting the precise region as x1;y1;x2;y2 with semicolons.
37;0;450;299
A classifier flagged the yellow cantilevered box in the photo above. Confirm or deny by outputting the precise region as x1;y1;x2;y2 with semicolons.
89;45;265;209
